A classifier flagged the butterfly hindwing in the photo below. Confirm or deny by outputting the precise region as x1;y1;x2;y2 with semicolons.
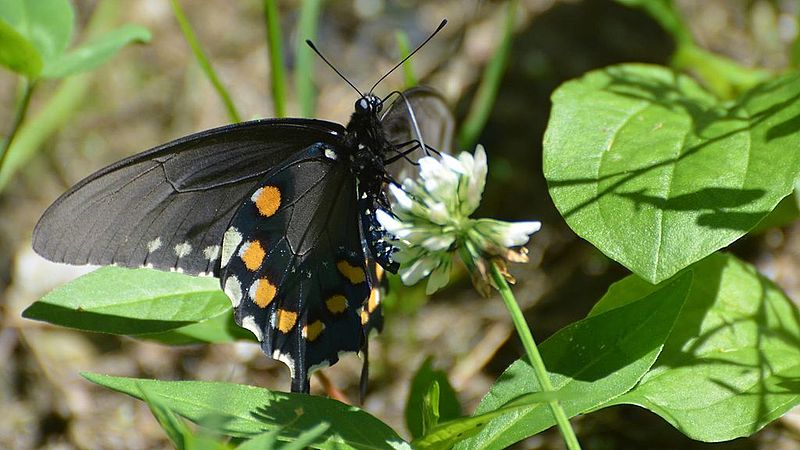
220;143;371;391
33;119;344;276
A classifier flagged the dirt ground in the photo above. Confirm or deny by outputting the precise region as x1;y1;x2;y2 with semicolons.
2;0;800;449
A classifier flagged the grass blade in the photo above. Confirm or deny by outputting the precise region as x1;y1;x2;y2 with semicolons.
295;0;323;117
170;0;241;123
263;0;286;117
394;30;417;88
457;0;518;149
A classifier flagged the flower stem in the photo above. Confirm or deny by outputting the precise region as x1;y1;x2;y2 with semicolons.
489;262;581;450
0;79;35;174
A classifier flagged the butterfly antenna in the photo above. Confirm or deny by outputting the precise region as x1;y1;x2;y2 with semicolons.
306;40;364;97
368;19;447;94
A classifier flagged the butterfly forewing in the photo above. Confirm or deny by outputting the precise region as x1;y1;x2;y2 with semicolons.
220;143;371;390
33;119;344;276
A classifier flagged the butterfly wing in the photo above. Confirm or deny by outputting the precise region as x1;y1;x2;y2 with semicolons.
33;119;344;277
381;86;454;178
219;143;372;392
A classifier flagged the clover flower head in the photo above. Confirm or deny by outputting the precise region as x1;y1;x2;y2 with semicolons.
377;145;541;296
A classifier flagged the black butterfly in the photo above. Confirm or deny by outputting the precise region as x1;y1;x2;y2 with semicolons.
32;24;453;394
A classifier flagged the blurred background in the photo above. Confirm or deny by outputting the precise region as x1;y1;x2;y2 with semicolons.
2;0;800;448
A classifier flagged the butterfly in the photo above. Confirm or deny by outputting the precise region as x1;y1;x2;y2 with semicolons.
32;22;453;394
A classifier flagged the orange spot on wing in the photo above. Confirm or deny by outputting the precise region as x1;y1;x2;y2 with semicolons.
326;295;348;314
303;320;324;342
360;309;370;325
337;260;365;284
367;288;380;313
240;241;265;271
276;309;297;333
253;278;277;308
374;264;384;280
254;186;281;217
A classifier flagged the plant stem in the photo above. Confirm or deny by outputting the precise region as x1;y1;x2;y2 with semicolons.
170;0;242;123
263;0;286;117
489;262;582;450
0;79;35;175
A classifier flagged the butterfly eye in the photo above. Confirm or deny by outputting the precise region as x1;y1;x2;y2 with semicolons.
356;98;370;112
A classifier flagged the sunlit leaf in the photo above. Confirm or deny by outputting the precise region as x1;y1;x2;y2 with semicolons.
544;65;800;283
43;24;151;78
598;253;800;442
0;18;42;77
23;267;229;335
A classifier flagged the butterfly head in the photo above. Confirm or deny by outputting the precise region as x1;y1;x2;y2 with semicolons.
355;95;383;115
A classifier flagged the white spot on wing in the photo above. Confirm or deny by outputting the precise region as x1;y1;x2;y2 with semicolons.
247;279;261;302
203;245;220;261
168;267;184;273
272;349;296;378
221;227;242;267
250;187;263;203
224;275;243;307
324;148;337;160
241;315;262;341
147;237;162;253
174;242;192;258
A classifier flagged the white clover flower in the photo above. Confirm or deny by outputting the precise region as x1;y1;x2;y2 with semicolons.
377;145;541;296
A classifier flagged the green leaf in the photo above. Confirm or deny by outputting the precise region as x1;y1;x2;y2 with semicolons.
599;253;800;442
236;423;330;450
139;382;192;449
0;18;42;76
83;373;409;450
0;0;74;64
23;267;230;335
405;357;461;439
414;390;582;450
456;270;692;450
139;309;255;345
544;65;800;283
42;24;151;78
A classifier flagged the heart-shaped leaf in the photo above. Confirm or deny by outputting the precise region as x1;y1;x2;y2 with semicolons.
544;65;800;283
596;253;800;442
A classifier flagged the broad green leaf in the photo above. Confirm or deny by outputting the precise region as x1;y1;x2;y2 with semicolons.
0;0;74;64
23;267;230;335
237;423;330;450
406;357;462;439
83;373;410;450
456;271;692;450
414;390;581;450
139;309;255;345
599;253;800;442
43;24;151;78
0;18;42;77
544;65;800;283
